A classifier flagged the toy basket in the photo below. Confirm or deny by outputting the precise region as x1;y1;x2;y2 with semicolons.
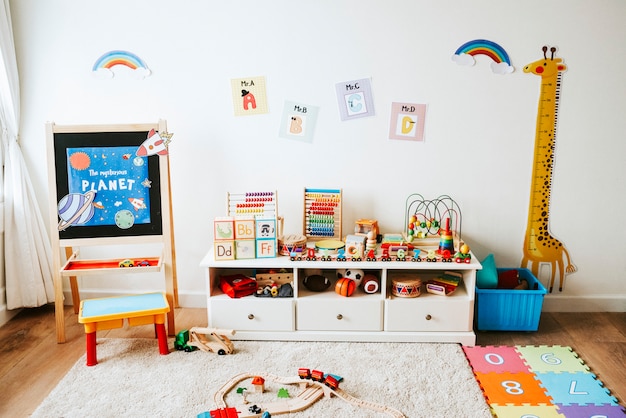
475;268;547;331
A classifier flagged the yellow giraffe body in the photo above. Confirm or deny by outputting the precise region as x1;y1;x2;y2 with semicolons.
521;47;576;292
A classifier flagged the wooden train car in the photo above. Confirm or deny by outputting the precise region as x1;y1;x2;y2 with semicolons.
311;369;325;382
298;367;311;379
324;374;339;390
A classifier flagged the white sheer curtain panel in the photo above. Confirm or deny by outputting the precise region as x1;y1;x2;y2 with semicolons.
1;0;55;309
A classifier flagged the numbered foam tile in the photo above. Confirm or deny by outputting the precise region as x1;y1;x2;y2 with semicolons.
214;217;235;240
556;403;626;417
516;345;590;374
536;372;619;407
234;217;256;239
214;241;235;261
463;346;531;374
235;240;256;260
255;218;276;239
256;238;277;258
475;372;553;406
490;404;564;418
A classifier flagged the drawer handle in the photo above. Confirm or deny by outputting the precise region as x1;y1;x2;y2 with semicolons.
248;314;255;320
425;314;432;320
336;314;343;320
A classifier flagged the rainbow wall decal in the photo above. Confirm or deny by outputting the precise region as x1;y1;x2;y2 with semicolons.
92;50;151;78
452;39;514;75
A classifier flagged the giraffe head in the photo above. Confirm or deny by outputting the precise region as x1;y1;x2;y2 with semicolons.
523;46;567;77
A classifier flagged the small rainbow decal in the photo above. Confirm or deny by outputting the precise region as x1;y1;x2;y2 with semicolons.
92;50;151;78
452;39;514;75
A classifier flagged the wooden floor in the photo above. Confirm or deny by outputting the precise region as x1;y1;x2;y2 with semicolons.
0;307;624;417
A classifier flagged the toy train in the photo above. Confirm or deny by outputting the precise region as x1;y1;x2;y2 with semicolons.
290;246;471;264
297;368;341;390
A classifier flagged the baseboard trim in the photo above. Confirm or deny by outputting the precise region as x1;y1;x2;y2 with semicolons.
62;289;207;309
0;306;20;328
543;295;626;312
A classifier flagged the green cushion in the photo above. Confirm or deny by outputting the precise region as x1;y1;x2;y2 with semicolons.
476;253;498;289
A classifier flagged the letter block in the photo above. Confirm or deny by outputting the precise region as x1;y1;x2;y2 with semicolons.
235;217;256;240
255;218;277;239
235;240;256;259
214;241;235;261
214;217;235;241
256;238;277;258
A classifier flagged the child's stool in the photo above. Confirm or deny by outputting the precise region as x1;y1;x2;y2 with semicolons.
78;292;170;366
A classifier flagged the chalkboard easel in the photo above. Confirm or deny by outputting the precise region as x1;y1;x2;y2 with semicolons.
46;120;178;343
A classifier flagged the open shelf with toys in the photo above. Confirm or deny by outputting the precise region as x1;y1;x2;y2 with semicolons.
200;251;480;345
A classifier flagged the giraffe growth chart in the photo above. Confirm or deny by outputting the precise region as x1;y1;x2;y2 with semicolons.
521;46;576;292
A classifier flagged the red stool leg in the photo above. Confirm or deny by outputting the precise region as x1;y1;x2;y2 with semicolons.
155;323;169;355
85;331;97;366
154;314;169;355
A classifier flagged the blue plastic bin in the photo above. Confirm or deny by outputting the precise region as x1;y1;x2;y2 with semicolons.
475;268;547;331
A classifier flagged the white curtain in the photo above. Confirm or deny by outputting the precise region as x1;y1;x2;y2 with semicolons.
1;0;54;309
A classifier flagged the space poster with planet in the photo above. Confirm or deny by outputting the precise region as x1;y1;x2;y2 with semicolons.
59;146;152;231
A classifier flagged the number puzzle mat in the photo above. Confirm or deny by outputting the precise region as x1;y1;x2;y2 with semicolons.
463;345;625;417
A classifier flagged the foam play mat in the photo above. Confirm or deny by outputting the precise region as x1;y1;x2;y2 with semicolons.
463;345;625;417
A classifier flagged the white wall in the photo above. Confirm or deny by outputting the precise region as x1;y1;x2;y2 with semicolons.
9;0;626;311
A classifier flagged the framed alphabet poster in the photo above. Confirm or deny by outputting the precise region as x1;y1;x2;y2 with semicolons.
389;102;426;141
335;78;375;121
279;100;319;143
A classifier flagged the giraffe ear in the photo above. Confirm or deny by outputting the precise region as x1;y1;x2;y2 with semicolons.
557;64;567;72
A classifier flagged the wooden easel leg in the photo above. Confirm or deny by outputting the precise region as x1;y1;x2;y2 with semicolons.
54;273;66;343
65;247;80;314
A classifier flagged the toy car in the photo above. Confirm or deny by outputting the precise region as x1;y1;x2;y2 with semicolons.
175;327;235;355
136;259;151;267
118;259;134;268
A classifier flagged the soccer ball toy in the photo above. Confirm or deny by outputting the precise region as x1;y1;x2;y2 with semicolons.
342;268;364;287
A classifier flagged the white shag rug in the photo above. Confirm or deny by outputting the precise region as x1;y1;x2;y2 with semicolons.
32;338;490;418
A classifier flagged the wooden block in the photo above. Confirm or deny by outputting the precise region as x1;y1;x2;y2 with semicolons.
255;217;277;239
235;217;255;239
214;241;235;260
214;217;235;240
235;240;256;259
256;238;277;258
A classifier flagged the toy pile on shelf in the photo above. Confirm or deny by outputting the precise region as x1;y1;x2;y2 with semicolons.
212;192;470;271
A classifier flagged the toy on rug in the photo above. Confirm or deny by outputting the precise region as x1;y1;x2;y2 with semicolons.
202;369;406;417
174;327;235;355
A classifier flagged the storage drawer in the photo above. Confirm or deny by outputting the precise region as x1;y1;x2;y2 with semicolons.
384;296;471;332
297;298;383;331
209;298;295;331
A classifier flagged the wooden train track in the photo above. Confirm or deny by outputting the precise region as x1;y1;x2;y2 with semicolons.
212;372;405;417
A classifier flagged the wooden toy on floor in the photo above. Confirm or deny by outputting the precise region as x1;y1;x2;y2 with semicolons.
204;369;406;417
174;327;236;355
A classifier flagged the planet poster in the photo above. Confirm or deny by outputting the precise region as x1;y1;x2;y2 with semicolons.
63;146;152;229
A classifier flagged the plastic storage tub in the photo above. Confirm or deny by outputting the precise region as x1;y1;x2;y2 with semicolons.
475;268;547;331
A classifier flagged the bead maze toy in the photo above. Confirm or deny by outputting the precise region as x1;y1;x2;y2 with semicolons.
402;194;465;262
204;369;406;417
463;345;625;417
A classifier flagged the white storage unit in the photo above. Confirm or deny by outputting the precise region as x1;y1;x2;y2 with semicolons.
200;250;481;345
